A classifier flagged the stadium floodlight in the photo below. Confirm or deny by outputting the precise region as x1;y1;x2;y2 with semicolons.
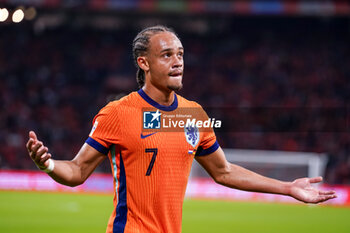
24;7;36;20
12;9;24;23
0;8;9;22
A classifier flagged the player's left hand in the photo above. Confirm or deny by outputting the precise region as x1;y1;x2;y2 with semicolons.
289;176;337;204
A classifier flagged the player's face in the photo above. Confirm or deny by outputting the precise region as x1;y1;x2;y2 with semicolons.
147;32;184;92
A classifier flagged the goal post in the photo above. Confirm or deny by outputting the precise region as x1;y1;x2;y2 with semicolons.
191;148;328;182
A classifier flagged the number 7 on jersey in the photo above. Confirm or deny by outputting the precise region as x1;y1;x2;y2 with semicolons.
145;148;158;176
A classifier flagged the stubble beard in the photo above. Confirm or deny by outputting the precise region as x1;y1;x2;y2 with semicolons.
167;83;183;91
167;74;183;91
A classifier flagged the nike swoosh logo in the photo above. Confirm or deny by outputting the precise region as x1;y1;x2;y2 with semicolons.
141;132;158;139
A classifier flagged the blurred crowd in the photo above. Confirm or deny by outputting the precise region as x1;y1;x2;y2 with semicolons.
1;17;349;184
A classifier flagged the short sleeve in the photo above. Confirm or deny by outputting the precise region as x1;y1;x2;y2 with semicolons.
195;105;220;156
85;102;119;155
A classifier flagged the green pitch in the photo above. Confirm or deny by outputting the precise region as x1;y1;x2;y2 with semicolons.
0;191;349;233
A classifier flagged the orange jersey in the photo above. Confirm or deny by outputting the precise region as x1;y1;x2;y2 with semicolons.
86;89;218;233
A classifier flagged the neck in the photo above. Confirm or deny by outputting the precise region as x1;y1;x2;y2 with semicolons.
142;84;174;106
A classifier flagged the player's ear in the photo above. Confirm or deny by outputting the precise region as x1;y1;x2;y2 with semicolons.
137;56;149;72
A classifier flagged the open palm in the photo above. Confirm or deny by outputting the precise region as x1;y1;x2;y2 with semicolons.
290;177;336;204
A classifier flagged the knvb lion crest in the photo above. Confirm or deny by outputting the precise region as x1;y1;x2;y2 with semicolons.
184;125;199;147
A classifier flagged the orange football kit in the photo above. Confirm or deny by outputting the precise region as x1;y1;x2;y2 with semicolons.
86;89;219;233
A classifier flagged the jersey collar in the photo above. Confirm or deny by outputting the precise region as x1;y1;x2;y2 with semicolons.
137;89;178;112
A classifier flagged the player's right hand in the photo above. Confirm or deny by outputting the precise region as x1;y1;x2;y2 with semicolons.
26;131;52;170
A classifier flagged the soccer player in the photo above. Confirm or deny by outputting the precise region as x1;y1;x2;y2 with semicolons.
26;25;336;233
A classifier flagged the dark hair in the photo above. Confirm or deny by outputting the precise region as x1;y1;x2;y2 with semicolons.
132;25;176;88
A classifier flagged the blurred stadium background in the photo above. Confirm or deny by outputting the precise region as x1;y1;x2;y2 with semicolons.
1;0;350;232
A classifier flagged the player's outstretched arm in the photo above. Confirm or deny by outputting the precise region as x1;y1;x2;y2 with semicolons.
195;147;337;204
26;131;106;187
